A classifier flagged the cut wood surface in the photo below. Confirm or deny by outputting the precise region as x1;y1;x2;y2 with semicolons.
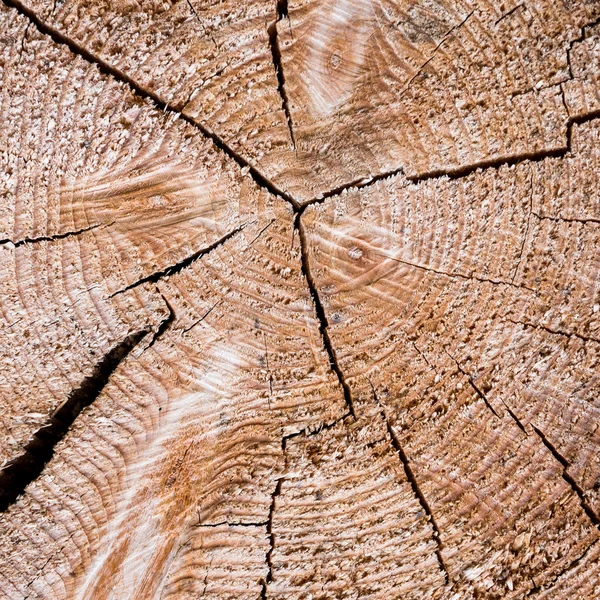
1;0;600;598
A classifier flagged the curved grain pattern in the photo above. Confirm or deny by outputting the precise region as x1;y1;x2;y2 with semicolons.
264;0;594;200
3;0;600;598
267;405;447;599
300;129;600;594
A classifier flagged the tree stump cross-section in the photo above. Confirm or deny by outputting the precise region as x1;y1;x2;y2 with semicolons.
2;0;600;598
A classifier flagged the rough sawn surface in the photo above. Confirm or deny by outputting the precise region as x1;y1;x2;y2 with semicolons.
1;0;600;598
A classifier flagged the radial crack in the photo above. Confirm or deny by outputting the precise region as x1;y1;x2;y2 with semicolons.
0;223;105;248
511;171;533;282
526;539;598;597
401;10;475;96
301;109;600;207
372;249;533;291
195;520;268;528
295;214;356;418
185;0;218;50
145;292;175;350
530;424;600;527
533;212;600;226
443;349;500;419
369;381;450;585
506;317;600;346
268;1;296;150
1;0;299;209
495;3;523;26
0;329;149;512
111;226;245;296
260;475;283;598
566;15;600;79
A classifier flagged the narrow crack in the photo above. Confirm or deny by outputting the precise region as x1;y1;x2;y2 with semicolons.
526;538;598;597
281;412;352;447
0;223;104;248
368;381;450;585
530;424;600;527
566;15;600;79
258;414;351;599
400;11;475;97
500;400;527;434
443;349;500;419
260;474;283;598
268;1;296;150
532;212;600;226
372;249;533;291
182;300;222;334
300;109;600;207
1;0;298;209
200;556;213;599
23;531;76;597
295;214;356;418
145;293;175;350
506;317;600;346
110;226;245;297
0;329;149;512
195;520;268;528
511;171;533;282
466;371;600;527
495;3;523;26
185;0;218;51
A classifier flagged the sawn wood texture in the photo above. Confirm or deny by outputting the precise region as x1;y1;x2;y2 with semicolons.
1;0;600;598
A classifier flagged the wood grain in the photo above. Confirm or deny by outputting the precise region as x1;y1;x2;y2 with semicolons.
2;0;600;598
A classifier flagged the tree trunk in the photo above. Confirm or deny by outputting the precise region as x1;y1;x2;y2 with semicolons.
1;0;600;598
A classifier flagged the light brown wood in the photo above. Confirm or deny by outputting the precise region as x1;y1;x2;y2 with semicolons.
1;0;600;598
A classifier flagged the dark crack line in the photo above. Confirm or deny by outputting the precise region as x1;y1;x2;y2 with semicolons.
372;249;533;291
1;0;299;209
259;415;352;599
182;300;222;334
533;211;600;226
18;19;30;59
276;0;289;20
300;109;600;207
281;412;352;448
511;171;533;282
530;424;600;526
146;293;175;350
185;0;218;51
0;330;149;512
260;476;283;598
401;10;475;97
476;372;598;527
249;219;275;246
443;349;500;419
0;223;105;248
110;226;245;297
268;5;296;150
368;381;450;585
500;400;527;434
526;538;598;597
295;214;356;418
301;145;568;208
195;520;267;528
200;556;213;599
263;331;274;404
506;317;600;346
23;531;76;596
495;3;523;26
566;15;600;79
